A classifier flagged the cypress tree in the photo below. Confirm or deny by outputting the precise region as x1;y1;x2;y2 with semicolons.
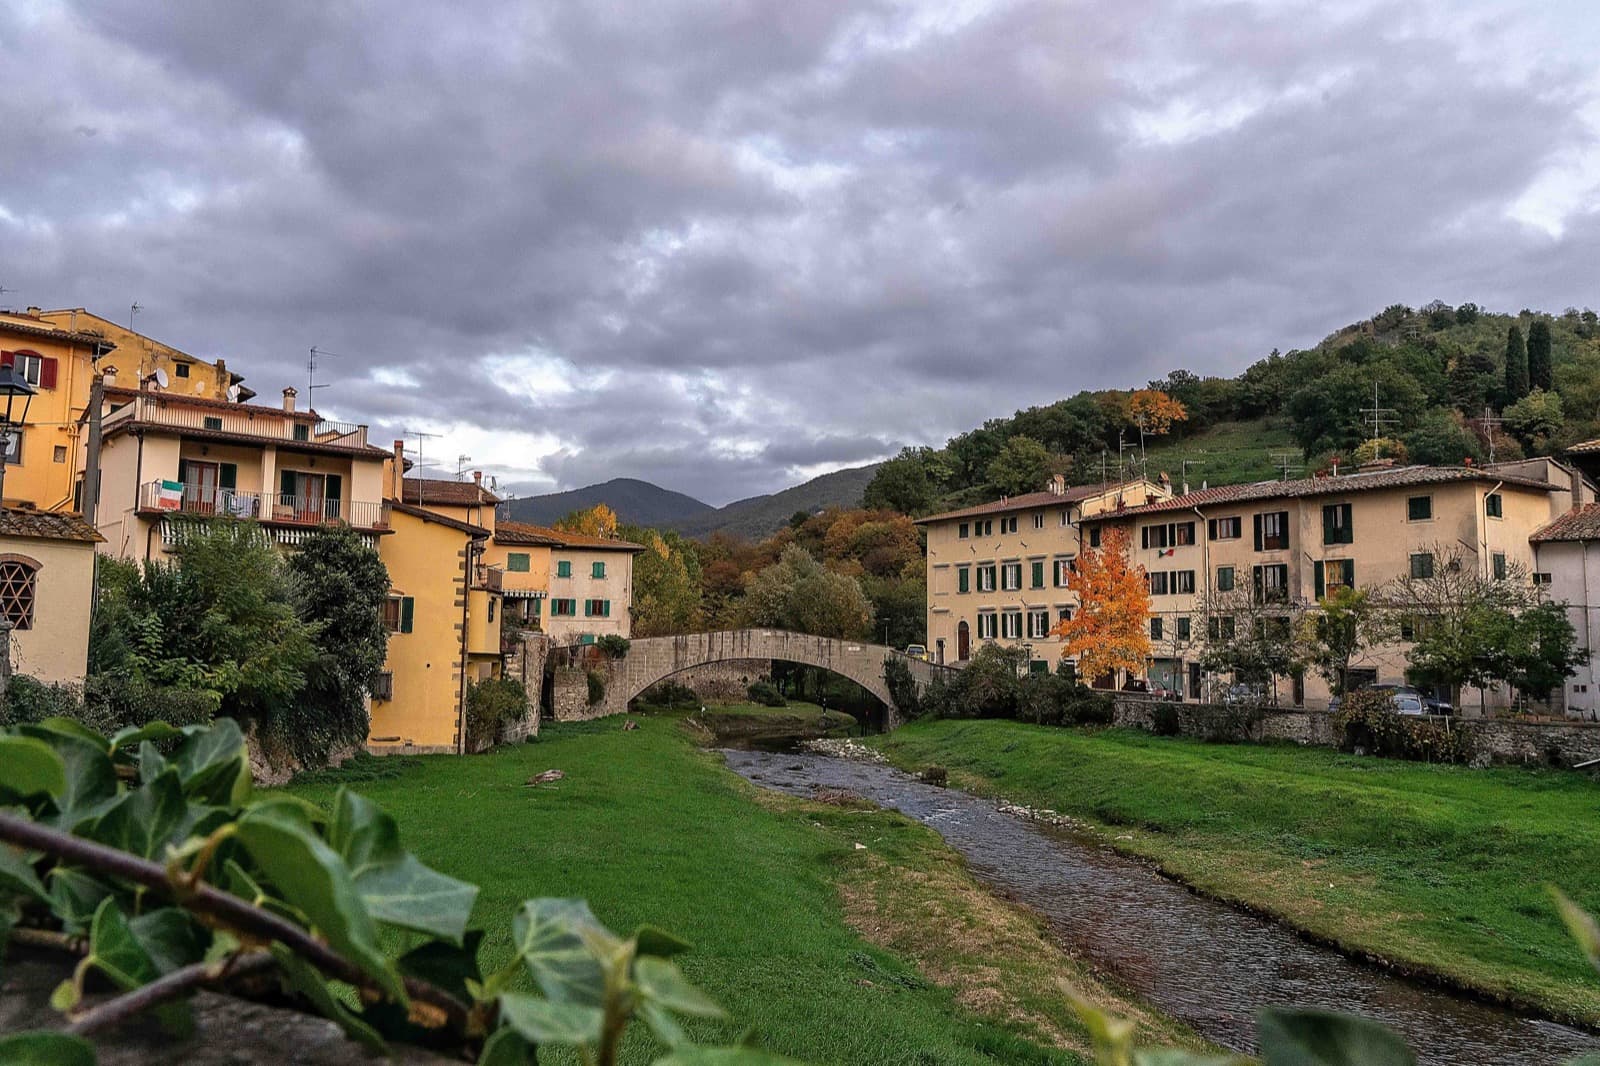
1527;319;1553;392
1504;324;1528;402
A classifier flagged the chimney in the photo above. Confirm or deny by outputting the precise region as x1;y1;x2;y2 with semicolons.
282;386;297;412
473;470;483;488
1047;473;1066;496
391;440;405;500
101;365;118;389
1158;471;1171;492
24;306;40;317
1571;464;1585;513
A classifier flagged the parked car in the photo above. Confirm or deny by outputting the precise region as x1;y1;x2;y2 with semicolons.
903;644;929;661
1329;683;1430;716
1223;682;1269;707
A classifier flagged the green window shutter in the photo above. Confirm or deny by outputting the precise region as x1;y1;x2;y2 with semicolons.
400;597;414;634
532;597;542;616
1346;560;1355;588
219;463;237;489
601;600;610;617
508;553;529;572
325;473;343;508
1252;514;1263;551
557;560;571;578
281;469;297;498
1314;560;1325;599
958;567;969;593
592;561;606;579
177;458;188;484
1216;566;1233;592
1321;506;1334;545
1031;561;1044;588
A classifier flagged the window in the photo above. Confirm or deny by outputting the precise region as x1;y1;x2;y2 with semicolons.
585;599;611;617
488;599;497;623
1407;495;1433;521
1207;616;1236;641
381;596;414;634
1216;565;1235;592
1088;527;1102;548
1060;509;1070;527
1057;607;1073;624
958;522;969;539
1255;511;1290;551
957;566;970;594
0;559;36;631
1141;521;1196;550
1001;562;1022;590
1150;616;1163;641
174;362;190;378
369;671;393;701
1485;493;1503;518
1492;552;1507;580
1033;513;1044;530
550;598;577;616
1030;560;1045;589
1409;552;1434;579
1321;503;1353;545
981;520;993;536
556;560;572;578
531;597;542;617
1173;570;1195;594
1148;571;1169;595
293;423;310;442
592;561;606;579
203;416;223;431
1053;558;1073;587
1028;609;1052;638
1001;611;1022;639
507;552;531;573
1143;524;1169;550
1253;563;1289;603
2;429;20;465
52;445;66;464
1534;572;1553;587
1208;516;1242;540
977;613;998;639
1001;516;1018;534
1176;615;1191;641
1314;559;1354;598
977;564;997;592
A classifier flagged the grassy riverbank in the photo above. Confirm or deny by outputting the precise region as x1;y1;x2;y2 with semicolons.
287;718;1200;1063
669;699;859;745
874;720;1600;1026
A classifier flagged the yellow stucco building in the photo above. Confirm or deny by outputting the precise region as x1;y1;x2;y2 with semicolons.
0;510;101;685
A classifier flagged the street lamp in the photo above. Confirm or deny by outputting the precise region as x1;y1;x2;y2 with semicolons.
0;365;37;507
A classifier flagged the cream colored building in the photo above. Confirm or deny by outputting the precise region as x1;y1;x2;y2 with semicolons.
0;510;101;685
1530;502;1600;721
918;475;1169;672
1083;462;1590;711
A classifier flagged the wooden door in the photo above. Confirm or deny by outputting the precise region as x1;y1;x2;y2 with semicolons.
957;621;970;662
186;461;220;514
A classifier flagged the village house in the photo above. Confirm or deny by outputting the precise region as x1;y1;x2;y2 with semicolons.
917;475;1170;671
0;510;101;686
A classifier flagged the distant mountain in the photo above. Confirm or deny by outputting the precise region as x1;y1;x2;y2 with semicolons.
503;478;710;528
667;463;882;540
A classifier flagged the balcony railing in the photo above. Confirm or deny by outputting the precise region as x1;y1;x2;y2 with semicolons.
139;480;387;529
106;393;370;448
474;564;504;592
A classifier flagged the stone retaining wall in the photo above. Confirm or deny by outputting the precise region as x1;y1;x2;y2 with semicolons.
501;632;547;741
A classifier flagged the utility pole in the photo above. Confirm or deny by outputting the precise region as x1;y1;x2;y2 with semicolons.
128;302;142;332
82;373;105;526
1270;451;1302;481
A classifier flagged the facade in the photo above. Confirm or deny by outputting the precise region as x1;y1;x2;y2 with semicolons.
918;475;1169;671
1082;462;1584;711
36;308;246;401
483;520;558;631
0;510;101;685
93;386;391;561
1530;504;1600;720
521;525;642;644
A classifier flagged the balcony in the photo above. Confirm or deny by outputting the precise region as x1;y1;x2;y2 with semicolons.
474;564;505;592
138;480;387;530
106;393;370;449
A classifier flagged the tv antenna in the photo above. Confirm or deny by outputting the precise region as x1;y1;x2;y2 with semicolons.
1475;405;1504;463
455;454;473;480
1359;381;1399;444
1269;451;1302;481
128;302;142;331
1180;457;1204;491
403;429;440;502
308;346;343;395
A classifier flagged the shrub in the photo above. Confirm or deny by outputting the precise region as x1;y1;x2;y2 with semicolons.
884;656;922;719
2;675;217;735
596;634;630;659
1018;672;1113;727
635;680;699;712
1;676;88;727
465;677;530;752
1151;702;1182;736
747;679;787;707
1332;688;1473;763
586;669;607;706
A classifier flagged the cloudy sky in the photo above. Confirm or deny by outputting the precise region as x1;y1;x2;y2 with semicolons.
3;1;1598;505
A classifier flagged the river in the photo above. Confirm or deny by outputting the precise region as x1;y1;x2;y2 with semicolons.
722;747;1600;1065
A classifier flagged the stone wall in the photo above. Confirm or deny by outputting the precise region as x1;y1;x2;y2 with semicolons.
1111;697;1600;769
657;659;773;701
501;632;548;741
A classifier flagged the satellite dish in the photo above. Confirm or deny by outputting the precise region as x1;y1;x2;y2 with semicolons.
227;384;242;403
152;367;169;389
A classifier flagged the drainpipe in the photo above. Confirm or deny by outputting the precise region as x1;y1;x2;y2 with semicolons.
1193;504;1209;702
457;536;478;755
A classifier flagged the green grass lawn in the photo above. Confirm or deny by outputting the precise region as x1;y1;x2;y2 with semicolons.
874;720;1600;1025
286;719;1199;1064
1142;418;1300;486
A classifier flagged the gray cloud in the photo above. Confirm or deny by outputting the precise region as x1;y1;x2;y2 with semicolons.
2;0;1597;505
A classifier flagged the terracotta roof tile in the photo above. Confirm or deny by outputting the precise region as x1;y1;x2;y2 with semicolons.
1532;504;1600;542
492;520;565;547
389;500;489;537
915;485;1134;525
0;509;103;543
498;520;645;552
399;477;501;506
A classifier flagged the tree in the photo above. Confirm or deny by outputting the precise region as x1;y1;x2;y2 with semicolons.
556;503;619;539
984;435;1053;496
1197;587;1307;703
1455;302;1480;325
1403;408;1484;466
622;524;703;637
1527;319;1554;393
1128;389;1188;456
863;447;945;515
1286;363;1426;456
1503;388;1564;451
738;545;874;639
1052;526;1150;684
1446;348;1497;412
862;573;925;649
1502;600;1582;706
1503;325;1529;403
1297;587;1395;696
286;526;392;764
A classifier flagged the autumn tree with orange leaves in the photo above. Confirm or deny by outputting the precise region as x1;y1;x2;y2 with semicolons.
555;503;619;539
1052;525;1151;684
1129;389;1188;458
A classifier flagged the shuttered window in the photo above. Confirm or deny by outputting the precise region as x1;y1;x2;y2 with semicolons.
957;566;970;594
1407;496;1432;521
556;561;572;578
507;553;531;572
1321;503;1353;545
1030;560;1045;588
1216;566;1235;592
1254;511;1289;551
592;561;606;579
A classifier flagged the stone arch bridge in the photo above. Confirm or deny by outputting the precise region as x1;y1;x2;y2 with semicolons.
564;629;957;724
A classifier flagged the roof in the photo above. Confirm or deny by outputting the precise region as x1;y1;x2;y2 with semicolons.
389;500;489;537
915;484;1130;525
1081;465;1557;521
0;313;117;350
104;385;319;422
399;477;501;507
0;509;103;544
496;520;645;553
1567;437;1600;456
1532;504;1600;542
103;419;392;460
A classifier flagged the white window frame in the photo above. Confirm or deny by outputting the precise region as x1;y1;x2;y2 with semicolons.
1001;611;1022;639
1000;562;1022;591
11;354;41;387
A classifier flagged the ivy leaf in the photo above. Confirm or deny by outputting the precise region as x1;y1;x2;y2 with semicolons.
128;908;207;975
234;802;403;1002
31;718;110;753
356;853;477;945
137;740;168;785
172;719;252;807
497;993;604;1046
512;898;608;1007
634;924;693;958
108;721;185;757
18;725;117;828
0;735;67;799
86;898;192;1034
271;944;387;1054
639;1000;691;1049
86;768;187;859
46;868;112;933
0;843;46;904
1552;888;1600;976
634;956;726;1019
1135;1052;1250;1065
329;789;402;875
651;1049;803;1065
0;1032;96;1066
398;929;485;1002
477;1026;538;1066
1257;1009;1416;1066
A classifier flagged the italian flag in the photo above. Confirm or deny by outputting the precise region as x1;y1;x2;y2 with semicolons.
155;480;184;510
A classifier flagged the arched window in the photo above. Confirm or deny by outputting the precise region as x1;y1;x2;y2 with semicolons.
0;556;39;631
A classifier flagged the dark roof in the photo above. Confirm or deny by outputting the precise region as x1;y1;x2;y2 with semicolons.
389;500;489;537
915;484;1130;525
0;509;102;544
104;385;319;422
103;420;392;460
1532;504;1600;542
492;520;564;547
1081;465;1556;521
496;519;645;552
399;477;501;506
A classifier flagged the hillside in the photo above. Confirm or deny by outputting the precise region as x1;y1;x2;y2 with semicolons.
668;463;881;540
504;477;710;528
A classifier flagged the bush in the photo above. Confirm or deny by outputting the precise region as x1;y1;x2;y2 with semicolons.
884;656;921;719
1018;672;1114;727
586;670;607;706
1151;702;1182;736
1;676;89;728
465;677;530;752
1332;688;1473;763
747;680;787;707
635;680;699;712
596;634;630;659
2;674;217;735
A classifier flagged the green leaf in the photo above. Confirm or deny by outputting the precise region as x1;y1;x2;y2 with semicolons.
86;768;187;859
634;956;726;1019
137;740;168;785
1135;1052;1249;1066
356;853;477;945
651;1049;803;1066
329;789;402;875
1257;1009;1416;1066
0;735;67;799
234;803;402;1002
271;944;387;1054
0;843;46;904
86;898;191;1035
31;718;110;753
172;718;252;807
1552;887;1600;976
640;1000;690;1049
634;924;693;958
497;993;604;1046
128;908;207;975
513;898;608;1006
478;1026;538;1066
0;1032;96;1066
46;868;112;932
109;721;185;756
17;726;117;827
398;929;485;1002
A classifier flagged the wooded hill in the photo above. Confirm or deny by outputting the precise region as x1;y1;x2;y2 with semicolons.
865;301;1600;516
